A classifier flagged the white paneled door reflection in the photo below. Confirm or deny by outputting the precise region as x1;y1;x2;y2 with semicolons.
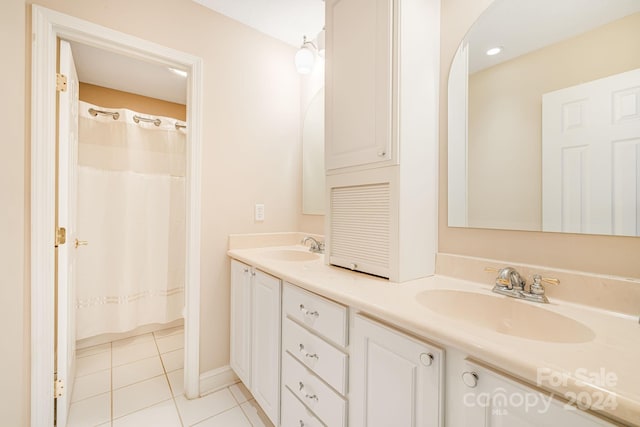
542;68;640;236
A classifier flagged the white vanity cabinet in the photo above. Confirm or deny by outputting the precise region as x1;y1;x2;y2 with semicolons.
350;314;444;427
457;361;615;427
229;260;281;426
230;260;253;387
281;283;349;427
325;0;394;170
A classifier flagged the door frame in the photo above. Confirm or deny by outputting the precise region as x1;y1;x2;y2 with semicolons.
31;5;203;425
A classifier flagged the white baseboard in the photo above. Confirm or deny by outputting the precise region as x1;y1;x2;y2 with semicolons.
199;365;239;396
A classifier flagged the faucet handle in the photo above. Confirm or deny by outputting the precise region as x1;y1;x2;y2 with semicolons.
540;276;560;286
532;274;559;286
530;274;559;297
485;267;508;285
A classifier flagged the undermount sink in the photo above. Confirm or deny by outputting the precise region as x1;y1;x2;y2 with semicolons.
262;249;320;262
416;289;595;343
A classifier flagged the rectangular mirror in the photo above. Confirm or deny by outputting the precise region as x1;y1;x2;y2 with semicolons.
302;87;325;214
448;0;640;236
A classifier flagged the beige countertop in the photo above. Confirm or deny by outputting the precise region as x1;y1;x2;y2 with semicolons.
227;245;640;426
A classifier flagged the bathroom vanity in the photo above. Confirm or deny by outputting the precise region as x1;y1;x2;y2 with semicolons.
228;243;638;427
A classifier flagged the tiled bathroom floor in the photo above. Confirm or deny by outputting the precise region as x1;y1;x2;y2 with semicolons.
68;326;274;427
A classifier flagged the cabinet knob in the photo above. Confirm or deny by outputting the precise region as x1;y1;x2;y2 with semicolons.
243;268;249;273
349;263;358;270
420;352;434;366
377;150;387;157
299;421;305;427
462;371;479;388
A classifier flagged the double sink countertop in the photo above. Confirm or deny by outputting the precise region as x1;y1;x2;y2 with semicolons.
227;245;640;426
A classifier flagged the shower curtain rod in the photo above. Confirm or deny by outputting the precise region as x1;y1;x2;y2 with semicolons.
87;107;187;130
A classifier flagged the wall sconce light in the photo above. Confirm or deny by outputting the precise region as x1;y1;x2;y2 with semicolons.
295;35;317;74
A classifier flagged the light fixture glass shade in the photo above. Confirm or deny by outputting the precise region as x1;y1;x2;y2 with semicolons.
295;46;315;74
317;28;326;58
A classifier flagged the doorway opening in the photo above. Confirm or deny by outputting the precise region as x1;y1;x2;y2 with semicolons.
31;6;203;426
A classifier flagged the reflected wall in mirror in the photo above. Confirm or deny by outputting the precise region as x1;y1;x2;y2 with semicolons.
448;0;640;236
303;87;325;214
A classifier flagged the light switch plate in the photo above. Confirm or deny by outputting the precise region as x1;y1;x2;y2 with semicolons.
255;203;265;221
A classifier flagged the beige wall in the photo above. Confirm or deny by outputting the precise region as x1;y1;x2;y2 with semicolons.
440;0;640;279
33;0;303;370
0;0;27;425
4;0;308;422
79;83;187;121
467;13;640;231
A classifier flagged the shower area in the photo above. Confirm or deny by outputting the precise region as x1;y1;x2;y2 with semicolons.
75;100;187;342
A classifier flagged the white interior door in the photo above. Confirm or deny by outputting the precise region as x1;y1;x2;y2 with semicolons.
543;68;640;235
56;39;80;427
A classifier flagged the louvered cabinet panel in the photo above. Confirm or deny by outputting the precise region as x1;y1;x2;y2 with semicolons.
330;183;391;278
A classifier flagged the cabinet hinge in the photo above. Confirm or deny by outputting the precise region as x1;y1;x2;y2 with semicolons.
54;375;65;398
56;73;67;92
55;227;66;247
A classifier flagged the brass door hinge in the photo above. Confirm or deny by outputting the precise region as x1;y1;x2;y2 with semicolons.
55;227;66;247
54;377;64;398
56;73;67;92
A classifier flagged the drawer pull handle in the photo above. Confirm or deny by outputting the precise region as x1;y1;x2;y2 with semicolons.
299;343;319;360
298;381;319;402
299;304;319;318
243;268;249;273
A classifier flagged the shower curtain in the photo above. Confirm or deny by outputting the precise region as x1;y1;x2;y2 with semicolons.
76;100;186;340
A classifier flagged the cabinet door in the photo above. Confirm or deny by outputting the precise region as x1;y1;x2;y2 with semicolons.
230;260;252;387
350;314;444;427
325;0;394;170
461;362;615;427
252;270;282;426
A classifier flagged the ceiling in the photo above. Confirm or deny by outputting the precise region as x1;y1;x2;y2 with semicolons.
68;1;324;105
69;41;187;104
466;0;640;74
193;0;325;47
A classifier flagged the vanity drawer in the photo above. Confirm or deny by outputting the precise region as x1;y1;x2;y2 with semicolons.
282;352;347;427
283;282;348;347
281;386;324;427
283;317;348;395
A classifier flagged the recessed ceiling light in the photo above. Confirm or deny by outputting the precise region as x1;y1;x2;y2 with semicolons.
168;67;188;78
486;47;503;56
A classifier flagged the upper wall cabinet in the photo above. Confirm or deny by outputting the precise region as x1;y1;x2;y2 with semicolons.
325;0;395;171
325;0;441;281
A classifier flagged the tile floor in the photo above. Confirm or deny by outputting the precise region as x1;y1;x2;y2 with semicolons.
69;326;274;427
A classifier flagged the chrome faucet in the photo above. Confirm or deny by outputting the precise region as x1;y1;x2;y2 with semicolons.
301;236;325;254
485;267;559;304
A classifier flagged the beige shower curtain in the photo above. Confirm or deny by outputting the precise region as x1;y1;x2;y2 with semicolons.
76;100;186;340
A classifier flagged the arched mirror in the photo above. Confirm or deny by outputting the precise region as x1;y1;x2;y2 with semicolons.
448;0;640;236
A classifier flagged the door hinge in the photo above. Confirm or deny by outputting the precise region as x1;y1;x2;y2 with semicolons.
55;227;66;247
54;377;65;398
56;73;67;92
